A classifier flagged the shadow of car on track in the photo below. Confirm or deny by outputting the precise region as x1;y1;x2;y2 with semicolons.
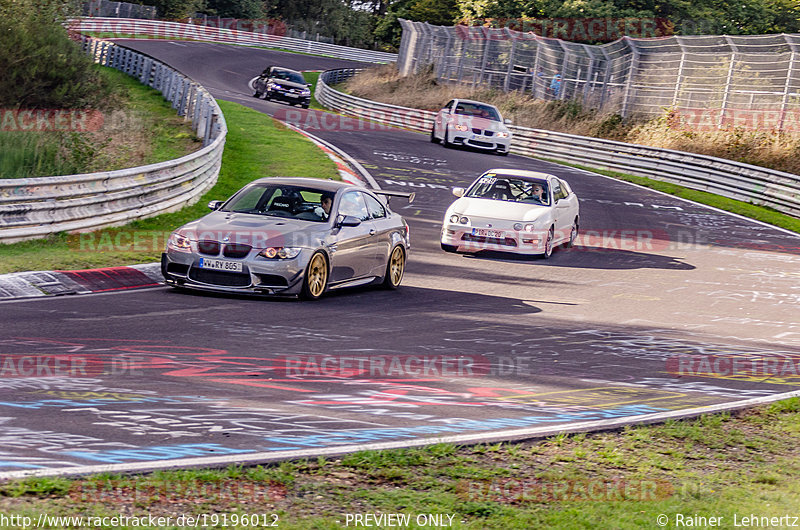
459;246;695;271
162;284;544;314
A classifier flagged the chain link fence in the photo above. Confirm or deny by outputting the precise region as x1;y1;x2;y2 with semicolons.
397;19;800;131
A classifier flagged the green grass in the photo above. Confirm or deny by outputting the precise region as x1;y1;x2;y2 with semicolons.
0;67;198;179
1;399;799;528
0;100;340;273
541;158;800;234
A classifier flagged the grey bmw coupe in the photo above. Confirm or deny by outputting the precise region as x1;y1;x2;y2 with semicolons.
161;178;412;300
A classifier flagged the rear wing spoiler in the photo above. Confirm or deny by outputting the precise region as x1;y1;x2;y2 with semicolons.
374;190;415;204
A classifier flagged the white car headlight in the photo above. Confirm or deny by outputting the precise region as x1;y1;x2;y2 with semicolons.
454;124;469;132
258;247;302;259
496;131;510;138
524;224;536;232
167;231;192;252
514;223;523;231
301;89;311;96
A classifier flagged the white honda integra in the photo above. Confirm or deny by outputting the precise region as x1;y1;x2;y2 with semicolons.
441;169;580;258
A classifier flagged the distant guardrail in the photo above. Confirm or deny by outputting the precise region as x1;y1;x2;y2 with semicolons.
71;18;397;64
316;69;800;218
0;37;226;243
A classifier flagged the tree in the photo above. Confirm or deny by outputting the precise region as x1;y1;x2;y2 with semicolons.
0;0;120;109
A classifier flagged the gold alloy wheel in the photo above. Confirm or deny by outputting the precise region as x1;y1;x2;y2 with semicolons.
306;253;328;298
387;246;405;287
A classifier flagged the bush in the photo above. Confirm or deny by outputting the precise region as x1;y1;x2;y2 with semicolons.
0;0;122;110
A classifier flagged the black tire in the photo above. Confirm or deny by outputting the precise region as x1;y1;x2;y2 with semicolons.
253;91;262;98
565;220;578;248
443;127;452;148
430;125;440;143
382;246;405;289
300;252;328;300
441;243;458;253
542;227;554;259
301;103;309;109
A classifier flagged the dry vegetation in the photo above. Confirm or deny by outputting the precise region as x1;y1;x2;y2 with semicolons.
345;64;800;175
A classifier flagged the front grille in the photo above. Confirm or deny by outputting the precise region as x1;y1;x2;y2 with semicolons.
468;140;494;148
255;274;289;287
223;243;251;258
198;240;220;255
484;130;494;137
462;234;518;247
189;268;251;287
472;128;481;134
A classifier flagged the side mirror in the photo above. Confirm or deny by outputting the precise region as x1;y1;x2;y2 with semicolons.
452;187;465;197
335;215;362;228
307;83;313;87
208;200;223;210
504;118;512;125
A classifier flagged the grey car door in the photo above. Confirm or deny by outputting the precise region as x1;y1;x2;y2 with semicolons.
363;192;394;275
330;191;377;282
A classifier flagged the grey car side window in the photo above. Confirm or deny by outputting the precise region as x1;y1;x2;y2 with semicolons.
363;193;386;219
339;191;370;221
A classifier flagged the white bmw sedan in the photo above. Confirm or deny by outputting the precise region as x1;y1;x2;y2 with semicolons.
441;169;580;258
430;99;512;155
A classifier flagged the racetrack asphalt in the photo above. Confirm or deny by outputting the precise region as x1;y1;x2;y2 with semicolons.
1;40;799;478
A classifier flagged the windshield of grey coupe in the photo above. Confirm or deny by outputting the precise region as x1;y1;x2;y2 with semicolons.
466;176;550;205
222;185;332;221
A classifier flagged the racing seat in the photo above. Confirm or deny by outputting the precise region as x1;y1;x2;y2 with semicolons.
488;181;511;200
267;194;300;215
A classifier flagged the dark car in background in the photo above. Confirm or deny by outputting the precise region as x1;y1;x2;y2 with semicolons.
253;66;312;108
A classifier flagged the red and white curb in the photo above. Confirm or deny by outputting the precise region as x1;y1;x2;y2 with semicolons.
0;263;163;301
283;121;379;189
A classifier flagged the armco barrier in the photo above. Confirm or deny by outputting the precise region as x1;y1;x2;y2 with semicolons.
316;69;800;218
0;38;226;243
71;18;397;64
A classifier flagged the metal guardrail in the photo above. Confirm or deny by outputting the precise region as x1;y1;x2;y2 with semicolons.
316;68;800;218
0;37;227;243
72;18;397;64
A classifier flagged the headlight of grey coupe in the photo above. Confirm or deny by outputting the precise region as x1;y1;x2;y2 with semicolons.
257;247;302;259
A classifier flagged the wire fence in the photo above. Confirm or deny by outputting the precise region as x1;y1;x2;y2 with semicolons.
397;19;800;131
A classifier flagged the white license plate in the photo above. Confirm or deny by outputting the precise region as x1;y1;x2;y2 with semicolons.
199;258;243;272
473;228;504;238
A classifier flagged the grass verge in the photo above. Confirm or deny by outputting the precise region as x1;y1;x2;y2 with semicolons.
545;159;800;234
0;66;199;179
1;398;799;528
0;100;339;274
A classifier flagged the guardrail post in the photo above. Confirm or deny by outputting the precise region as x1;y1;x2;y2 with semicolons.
778;36;798;132
620;38;639;118
504;32;517;92
719;37;738;129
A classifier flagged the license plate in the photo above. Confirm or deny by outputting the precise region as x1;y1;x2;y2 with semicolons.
199;258;243;272
473;228;504;238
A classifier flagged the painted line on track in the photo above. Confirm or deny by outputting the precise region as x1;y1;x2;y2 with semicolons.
2;388;798;480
